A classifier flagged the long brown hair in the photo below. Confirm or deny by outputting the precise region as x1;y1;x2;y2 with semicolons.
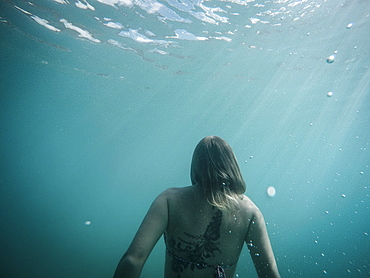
191;136;246;212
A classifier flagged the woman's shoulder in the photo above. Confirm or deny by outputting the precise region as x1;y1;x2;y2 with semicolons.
160;186;190;195
158;186;194;201
159;185;208;212
238;195;261;215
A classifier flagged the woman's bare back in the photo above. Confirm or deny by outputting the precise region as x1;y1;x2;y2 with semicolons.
164;186;257;278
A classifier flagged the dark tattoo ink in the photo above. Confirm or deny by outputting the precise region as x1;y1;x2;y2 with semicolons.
166;209;223;277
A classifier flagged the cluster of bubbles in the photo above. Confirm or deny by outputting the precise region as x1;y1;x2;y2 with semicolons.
324;22;354;97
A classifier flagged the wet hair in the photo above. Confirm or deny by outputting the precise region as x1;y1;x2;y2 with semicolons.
191;136;246;212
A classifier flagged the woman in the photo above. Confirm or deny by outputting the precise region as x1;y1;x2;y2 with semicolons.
114;136;280;278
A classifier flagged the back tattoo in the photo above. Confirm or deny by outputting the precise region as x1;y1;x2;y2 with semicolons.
166;208;223;276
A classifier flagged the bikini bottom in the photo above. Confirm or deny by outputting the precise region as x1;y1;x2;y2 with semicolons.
167;248;237;278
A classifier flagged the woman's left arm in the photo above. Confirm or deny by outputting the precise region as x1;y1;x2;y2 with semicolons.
113;191;169;278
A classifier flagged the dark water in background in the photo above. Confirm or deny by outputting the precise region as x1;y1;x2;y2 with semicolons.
0;0;369;277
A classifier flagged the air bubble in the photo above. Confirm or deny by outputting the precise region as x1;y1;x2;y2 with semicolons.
267;186;276;197
326;55;335;63
84;220;91;226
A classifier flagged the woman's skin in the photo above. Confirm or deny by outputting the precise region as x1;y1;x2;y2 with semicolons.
113;184;280;278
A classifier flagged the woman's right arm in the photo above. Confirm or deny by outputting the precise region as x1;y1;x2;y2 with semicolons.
245;207;280;278
113;191;169;278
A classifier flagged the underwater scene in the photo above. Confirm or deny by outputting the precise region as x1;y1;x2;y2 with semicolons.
0;0;369;277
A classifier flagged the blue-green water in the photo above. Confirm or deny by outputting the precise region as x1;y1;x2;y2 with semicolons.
0;0;369;277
